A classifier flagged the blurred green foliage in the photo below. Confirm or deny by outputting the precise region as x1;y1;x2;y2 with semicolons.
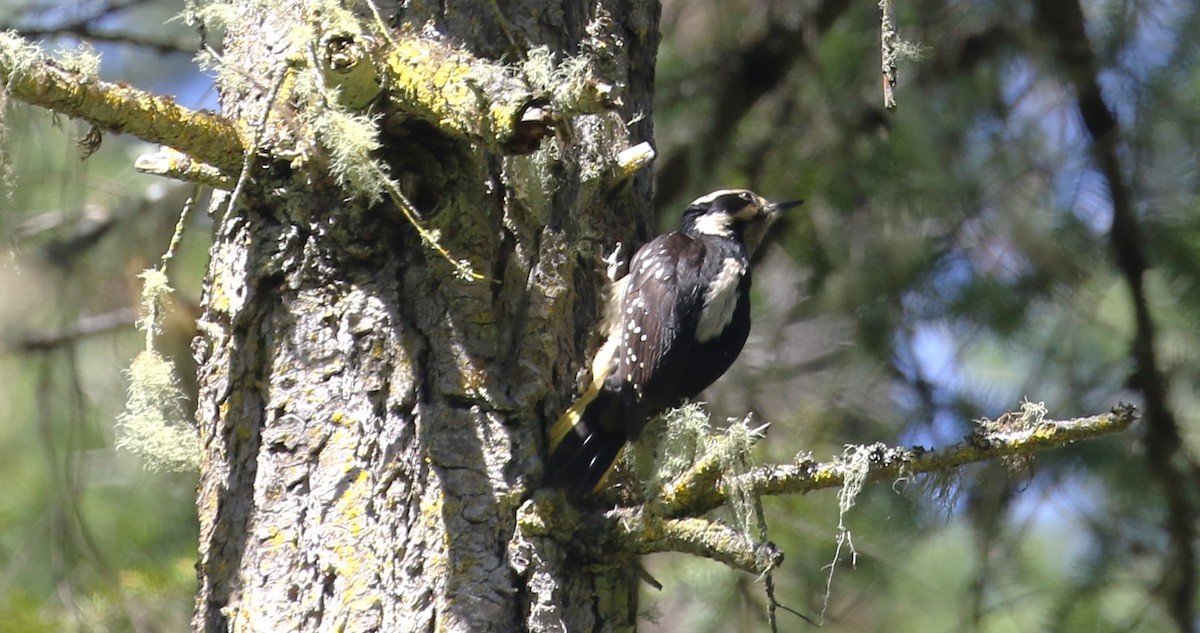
643;0;1197;631
0;1;206;625
1;0;1197;631
0;107;203;629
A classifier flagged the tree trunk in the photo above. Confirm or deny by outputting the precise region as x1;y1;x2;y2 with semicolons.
192;1;659;631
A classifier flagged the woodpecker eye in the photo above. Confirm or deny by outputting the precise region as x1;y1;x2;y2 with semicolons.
738;192;754;203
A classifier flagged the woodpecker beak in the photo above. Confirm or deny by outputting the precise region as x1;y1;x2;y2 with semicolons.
767;199;804;215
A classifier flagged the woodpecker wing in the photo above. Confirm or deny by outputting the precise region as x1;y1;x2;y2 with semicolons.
610;232;707;401
544;233;709;495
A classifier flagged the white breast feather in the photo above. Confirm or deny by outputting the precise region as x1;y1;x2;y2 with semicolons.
696;258;746;342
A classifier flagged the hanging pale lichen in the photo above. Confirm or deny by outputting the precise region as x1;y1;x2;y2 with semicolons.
115;348;200;472
115;205;200;472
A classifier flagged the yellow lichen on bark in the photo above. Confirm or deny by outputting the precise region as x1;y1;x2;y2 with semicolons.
383;35;535;151
326;469;381;614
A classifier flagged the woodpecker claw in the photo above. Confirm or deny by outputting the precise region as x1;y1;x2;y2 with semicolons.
602;241;625;282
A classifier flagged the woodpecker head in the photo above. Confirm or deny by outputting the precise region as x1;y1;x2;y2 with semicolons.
680;189;802;251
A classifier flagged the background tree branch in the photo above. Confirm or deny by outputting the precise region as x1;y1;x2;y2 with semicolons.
1031;0;1200;628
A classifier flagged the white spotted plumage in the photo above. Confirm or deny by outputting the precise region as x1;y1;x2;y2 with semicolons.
546;189;798;496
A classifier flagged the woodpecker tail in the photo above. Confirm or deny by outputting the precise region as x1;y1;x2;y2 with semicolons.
545;385;628;497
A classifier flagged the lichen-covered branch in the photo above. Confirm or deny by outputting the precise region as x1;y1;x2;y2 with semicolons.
645;403;1138;519
515;495;780;576
604;513;783;576
0;31;244;174
519;405;1135;580
646;430;745;517
382;33;551;154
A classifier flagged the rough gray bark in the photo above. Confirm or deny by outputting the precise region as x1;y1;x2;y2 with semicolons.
192;1;659;631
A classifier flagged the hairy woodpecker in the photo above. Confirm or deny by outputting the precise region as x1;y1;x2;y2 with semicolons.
545;189;802;496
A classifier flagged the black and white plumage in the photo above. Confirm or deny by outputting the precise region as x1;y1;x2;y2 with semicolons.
545;189;801;496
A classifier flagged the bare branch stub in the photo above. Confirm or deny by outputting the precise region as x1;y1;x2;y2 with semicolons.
879;0;898;109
